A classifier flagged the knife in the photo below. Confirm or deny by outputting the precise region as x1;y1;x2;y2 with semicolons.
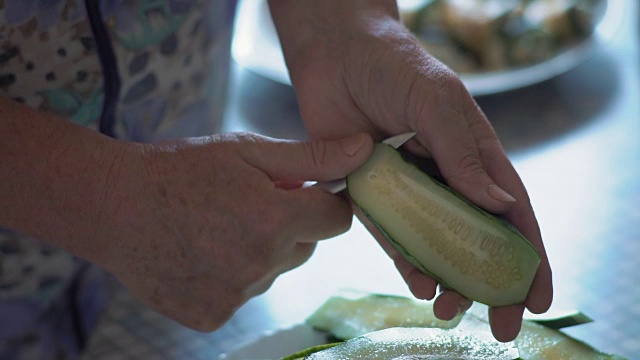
305;132;417;194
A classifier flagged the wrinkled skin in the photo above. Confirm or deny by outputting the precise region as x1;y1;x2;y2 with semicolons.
0;0;552;341
269;0;553;342
98;132;374;331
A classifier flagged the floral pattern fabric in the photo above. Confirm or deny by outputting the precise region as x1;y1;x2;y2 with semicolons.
0;0;237;359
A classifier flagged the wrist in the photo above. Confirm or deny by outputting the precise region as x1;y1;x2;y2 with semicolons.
268;0;401;77
0;98;141;267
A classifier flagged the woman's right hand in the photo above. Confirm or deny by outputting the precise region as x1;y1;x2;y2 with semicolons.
92;132;373;331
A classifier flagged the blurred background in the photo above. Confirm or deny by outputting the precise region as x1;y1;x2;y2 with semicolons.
84;0;639;359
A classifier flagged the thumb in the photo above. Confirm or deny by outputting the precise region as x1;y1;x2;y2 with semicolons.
250;133;374;183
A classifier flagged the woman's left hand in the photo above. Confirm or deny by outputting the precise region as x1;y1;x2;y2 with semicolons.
269;0;553;342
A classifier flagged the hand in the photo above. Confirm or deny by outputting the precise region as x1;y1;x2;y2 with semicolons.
95;132;373;331
270;0;552;342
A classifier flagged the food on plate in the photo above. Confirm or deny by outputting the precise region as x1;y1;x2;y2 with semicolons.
347;143;540;307
401;0;606;73
281;292;626;359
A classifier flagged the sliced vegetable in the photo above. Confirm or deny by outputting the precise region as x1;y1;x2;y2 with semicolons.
347;144;541;306
515;318;625;360
303;327;520;360
459;305;624;360
306;292;462;340
284;293;627;359
279;343;341;360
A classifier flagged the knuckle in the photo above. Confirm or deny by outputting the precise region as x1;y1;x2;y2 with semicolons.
191;310;231;332
453;153;485;181
306;139;329;170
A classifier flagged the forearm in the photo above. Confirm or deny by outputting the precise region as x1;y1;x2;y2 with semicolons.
268;0;401;75
0;97;134;265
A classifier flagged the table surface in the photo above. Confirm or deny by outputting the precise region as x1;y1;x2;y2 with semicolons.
83;1;640;359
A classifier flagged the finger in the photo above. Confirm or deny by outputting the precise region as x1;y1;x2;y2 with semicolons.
246;132;374;183
394;254;438;300
419;95;517;216
433;289;472;320
489;304;525;342
526;258;553;313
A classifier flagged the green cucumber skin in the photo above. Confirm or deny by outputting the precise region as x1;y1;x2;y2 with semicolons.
530;311;593;330
347;144;540;307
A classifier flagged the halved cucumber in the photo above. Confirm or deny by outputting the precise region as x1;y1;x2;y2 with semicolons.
347;144;541;306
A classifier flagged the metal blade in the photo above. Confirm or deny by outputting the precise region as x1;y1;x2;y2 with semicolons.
382;131;417;148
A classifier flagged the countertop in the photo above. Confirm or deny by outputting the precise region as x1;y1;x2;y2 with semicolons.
83;1;640;359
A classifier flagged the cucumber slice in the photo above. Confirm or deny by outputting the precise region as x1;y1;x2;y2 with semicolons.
515;319;624;360
527;310;593;330
306;292;463;340
279;343;341;360
458;306;624;360
347;144;541;307
302;327;520;360
283;293;627;360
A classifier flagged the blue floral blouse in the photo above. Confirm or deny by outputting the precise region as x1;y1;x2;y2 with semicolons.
0;1;237;358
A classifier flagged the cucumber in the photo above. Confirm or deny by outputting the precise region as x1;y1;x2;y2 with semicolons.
515;318;624;360
527;310;593;330
279;343;341;360
285;321;625;360
346;144;541;307
282;293;627;360
306;292;462;340
303;327;520;360
460;304;624;360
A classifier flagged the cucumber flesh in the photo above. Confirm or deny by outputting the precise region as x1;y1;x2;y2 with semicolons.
306;293;462;340
347;144;541;306
282;294;627;360
515;320;623;360
304;327;520;360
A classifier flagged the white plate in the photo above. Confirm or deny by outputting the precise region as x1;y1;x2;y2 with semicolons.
232;0;623;96
218;323;326;360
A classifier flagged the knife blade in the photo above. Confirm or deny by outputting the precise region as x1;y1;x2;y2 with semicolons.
305;132;417;194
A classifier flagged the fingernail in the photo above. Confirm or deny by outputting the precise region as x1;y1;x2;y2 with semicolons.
487;184;516;203
456;300;472;317
340;133;367;156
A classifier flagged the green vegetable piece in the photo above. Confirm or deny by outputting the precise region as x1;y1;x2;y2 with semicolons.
290;293;627;360
303;327;520;360
528;310;593;330
279;343;342;360
347;144;541;307
516;318;625;359
306;292;462;340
